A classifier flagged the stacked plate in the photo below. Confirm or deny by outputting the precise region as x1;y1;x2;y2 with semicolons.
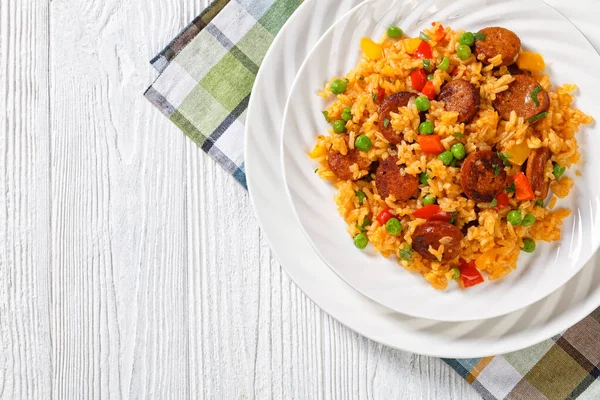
245;0;600;358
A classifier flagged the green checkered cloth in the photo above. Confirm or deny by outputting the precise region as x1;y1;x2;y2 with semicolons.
145;1;600;398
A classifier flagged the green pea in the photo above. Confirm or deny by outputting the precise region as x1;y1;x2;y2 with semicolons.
332;120;347;134
331;79;348;94
522;238;536;253
522;213;536;227
553;162;566;179
387;26;403;38
356;190;366;205
457;44;472;60
415;96;430;112
422;194;437;206
419;172;430;185
438;151;454;166
459;32;475;46
385;218;403;235
354;233;369;249
507;210;523;226
427;74;435;81
437;56;450;71
419;121;434;135
450;143;466;160
341;106;352;121
355;135;372;152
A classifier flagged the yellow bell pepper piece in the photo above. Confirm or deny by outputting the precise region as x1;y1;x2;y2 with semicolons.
360;37;383;60
404;37;422;55
475;249;502;270
309;144;327;159
517;51;546;72
505;141;531;166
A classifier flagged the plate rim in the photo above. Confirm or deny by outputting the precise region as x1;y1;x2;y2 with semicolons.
245;0;600;357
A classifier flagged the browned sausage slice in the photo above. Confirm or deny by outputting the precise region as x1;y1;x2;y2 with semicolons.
474;27;521;66
412;221;463;261
375;156;419;201
526;148;551;199
377;92;417;144
460;150;507;202
437;80;481;124
492;74;549;121
327;148;371;181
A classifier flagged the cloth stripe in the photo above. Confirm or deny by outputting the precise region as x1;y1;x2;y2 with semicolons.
146;1;600;398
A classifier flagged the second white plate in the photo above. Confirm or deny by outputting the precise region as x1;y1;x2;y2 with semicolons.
246;0;600;357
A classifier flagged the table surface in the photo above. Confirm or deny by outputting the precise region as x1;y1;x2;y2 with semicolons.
0;0;480;398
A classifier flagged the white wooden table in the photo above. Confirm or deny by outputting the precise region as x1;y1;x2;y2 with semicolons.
0;1;479;398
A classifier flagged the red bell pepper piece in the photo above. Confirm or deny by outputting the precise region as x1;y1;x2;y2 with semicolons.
410;69;428;92
512;172;535;201
432;24;445;42
376;207;395;225
494;192;509;210
416;135;444;154
415;40;433;59
459;259;484;288
421;81;437;100
413;205;452;222
377;87;385;103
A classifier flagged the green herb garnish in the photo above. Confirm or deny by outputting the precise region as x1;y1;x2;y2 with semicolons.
383;118;390;128
473;32;486;41
527;111;549;123
423;60;431;71
372;93;378;101
420;32;432;41
493;164;501;176
489;198;498;207
449;211;460;224
535;200;545;207
322;110;330;123
507;182;516;193
498;152;513;167
453;132;464;138
399;244;414;262
531;85;542;106
451;267;461;280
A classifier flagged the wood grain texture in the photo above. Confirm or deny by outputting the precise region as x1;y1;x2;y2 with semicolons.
0;0;479;398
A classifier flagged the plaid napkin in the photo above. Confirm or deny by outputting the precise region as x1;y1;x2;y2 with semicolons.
145;1;600;398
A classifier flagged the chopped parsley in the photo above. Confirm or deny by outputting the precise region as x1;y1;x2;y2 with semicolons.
449;211;460;225
489;198;498;207
322;110;330;123
498;152;513;167
372;93;378;101
453;132;464;138
451;267;461;280
473;32;487;41
355;190;366;205
423;59;431;71
531;85;542;106
399;244;414;262
527;111;549;123
492;163;501;176
535;200;545;207
419;31;432;41
506;182;516;193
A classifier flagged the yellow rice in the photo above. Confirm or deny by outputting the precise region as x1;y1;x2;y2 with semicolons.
310;24;593;290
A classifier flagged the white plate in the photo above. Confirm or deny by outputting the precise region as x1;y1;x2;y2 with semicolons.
246;0;600;357
281;0;600;322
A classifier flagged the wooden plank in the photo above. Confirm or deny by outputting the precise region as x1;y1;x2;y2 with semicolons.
0;0;53;399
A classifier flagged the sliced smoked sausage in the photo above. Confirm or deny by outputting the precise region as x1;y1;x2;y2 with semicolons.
412;221;463;261
460;150;507;202
327;147;371;181
492;74;549;121
474;27;521;66
377;92;417;144
526;148;551;199
437;80;481;124
375;156;419;201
